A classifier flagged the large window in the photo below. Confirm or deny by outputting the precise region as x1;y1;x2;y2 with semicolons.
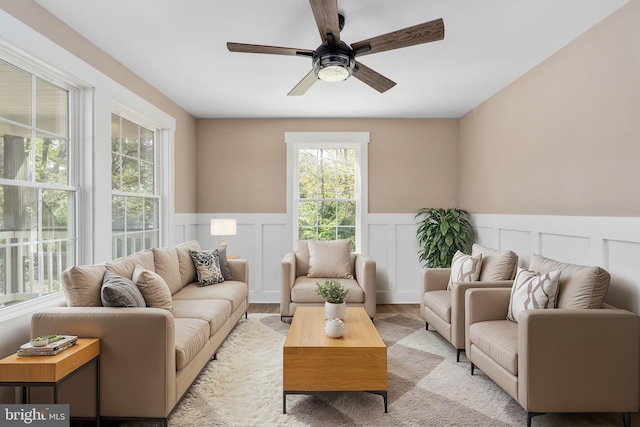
287;132;369;253
111;113;159;258
0;58;77;309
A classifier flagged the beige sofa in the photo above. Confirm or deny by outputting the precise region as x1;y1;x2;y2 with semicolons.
30;240;248;425
421;244;518;361
465;254;639;427
281;239;376;319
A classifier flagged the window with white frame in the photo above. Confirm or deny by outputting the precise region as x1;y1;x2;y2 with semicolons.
286;132;369;253
0;58;77;310
111;113;160;259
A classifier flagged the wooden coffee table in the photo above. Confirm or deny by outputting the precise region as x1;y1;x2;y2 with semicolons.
282;307;387;414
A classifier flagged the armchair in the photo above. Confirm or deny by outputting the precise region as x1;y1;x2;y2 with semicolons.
421;244;517;361
465;255;640;427
281;239;376;320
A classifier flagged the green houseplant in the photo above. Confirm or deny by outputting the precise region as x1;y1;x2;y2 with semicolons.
316;279;349;319
415;208;475;268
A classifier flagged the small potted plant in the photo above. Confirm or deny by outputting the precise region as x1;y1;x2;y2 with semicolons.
316;279;349;320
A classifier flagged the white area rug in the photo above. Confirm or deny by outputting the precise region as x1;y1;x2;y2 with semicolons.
167;314;633;427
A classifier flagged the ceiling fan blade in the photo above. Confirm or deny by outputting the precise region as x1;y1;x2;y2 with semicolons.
352;61;396;93
351;18;444;57
309;0;341;45
288;70;318;96
227;42;314;57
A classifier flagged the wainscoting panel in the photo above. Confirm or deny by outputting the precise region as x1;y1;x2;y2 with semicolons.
473;214;640;314
174;214;640;313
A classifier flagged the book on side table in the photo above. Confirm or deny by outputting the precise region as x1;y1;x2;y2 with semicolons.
17;335;78;357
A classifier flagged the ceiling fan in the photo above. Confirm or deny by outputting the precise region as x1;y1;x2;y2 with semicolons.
227;0;444;96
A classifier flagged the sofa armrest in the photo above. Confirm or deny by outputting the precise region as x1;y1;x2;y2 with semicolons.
227;258;248;285
31;307;175;418
354;255;376;318
518;308;640;413
449;280;513;348
420;268;450;315
280;252;296;316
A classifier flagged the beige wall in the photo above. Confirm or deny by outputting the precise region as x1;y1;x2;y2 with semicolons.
0;0;198;213
459;0;640;216
196;119;459;213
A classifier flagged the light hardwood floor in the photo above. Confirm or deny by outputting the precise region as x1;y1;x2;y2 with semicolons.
248;303;423;321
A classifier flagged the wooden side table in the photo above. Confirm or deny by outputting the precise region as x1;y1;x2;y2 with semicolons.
0;338;100;426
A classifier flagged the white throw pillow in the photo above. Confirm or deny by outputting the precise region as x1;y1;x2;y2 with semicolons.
507;267;561;322
307;239;353;279
447;251;482;290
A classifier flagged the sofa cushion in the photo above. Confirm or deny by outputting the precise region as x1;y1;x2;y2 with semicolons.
101;270;146;308
507;267;560;322
290;277;364;303
447;251;482;290
173;281;247;312
132;265;173;311
469;320;519;376
423;290;452;323
217;247;234;281
106;249;155;279
174;318;210;370
152;247;183;295
175;240;201;287
172;299;231;337
294;240;311;277
529;254;611;309
190;250;224;286
307;239;354;279
62;264;107;307
472;244;518;281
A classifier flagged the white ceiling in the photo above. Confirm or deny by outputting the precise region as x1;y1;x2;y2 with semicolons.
35;0;627;119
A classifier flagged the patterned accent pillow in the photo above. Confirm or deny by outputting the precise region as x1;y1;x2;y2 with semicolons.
447;251;482;290
507;267;561;322
190;250;225;286
217;247;234;281
101;270;146;307
132;265;173;311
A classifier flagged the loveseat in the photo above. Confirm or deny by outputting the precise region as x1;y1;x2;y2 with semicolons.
30;240;248;424
465;254;639;426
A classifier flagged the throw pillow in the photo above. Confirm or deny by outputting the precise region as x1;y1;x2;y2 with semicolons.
447;251;482;290
190;250;224;286
132;265;173;311
217;247;234;281
307;239;353;279
101;270;146;307
471;243;518;281
507;267;561;322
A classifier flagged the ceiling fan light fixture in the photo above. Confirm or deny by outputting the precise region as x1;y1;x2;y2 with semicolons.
312;43;355;83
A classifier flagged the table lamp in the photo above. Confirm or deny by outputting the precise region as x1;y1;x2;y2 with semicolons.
210;219;237;250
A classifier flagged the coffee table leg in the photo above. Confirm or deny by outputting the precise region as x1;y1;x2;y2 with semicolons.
283;391;286;414
383;391;388;413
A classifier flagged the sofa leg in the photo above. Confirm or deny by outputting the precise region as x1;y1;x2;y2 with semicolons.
527;412;544;427
470;362;475;375
425;322;429;330
623;412;631;427
456;349;464;362
245;311;248;319
212;353;217;361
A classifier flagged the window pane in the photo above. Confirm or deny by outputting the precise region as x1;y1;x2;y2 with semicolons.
337;174;354;199
36;78;68;137
126;197;143;231
298;201;318;227
121;118;138;157
143;197;157;230
0;185;37;232
111;153;121;190
112;195;125;232
36;134;69;185
318;201;336;227
42;189;74;240
337;201;356;226
140;127;154;162
140;161;154;193
0;60;32;126
0;130;32;181
121;156;139;192
111;113;120;153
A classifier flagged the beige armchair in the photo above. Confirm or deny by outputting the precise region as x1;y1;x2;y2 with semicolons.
465;255;640;427
421;244;517;361
281;239;376;320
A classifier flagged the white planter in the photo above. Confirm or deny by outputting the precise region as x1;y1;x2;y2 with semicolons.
324;302;346;320
325;318;345;338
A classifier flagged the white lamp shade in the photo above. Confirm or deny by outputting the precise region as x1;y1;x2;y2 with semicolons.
210;219;237;236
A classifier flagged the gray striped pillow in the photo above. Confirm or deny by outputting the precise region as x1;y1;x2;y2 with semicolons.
101;270;146;307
